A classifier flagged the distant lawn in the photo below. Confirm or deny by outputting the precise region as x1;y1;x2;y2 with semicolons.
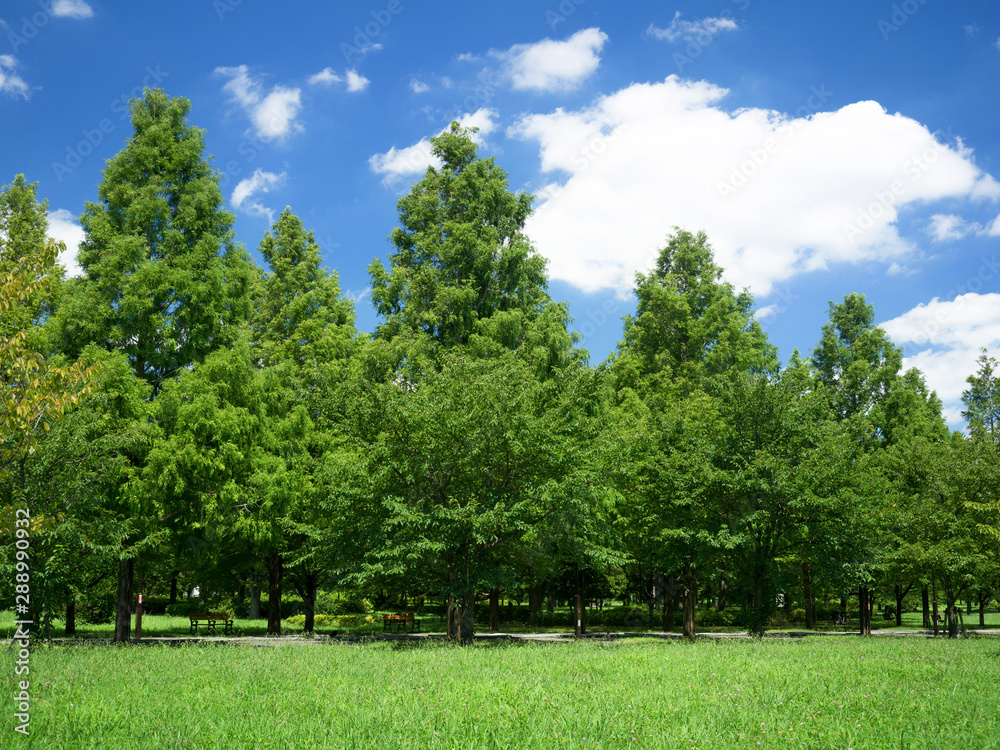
2;635;999;748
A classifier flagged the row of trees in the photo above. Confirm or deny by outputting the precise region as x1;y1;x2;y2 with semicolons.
3;89;999;643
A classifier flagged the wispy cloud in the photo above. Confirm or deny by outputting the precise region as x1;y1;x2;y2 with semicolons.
231;168;287;223
51;0;94;19
308;67;342;86
308;66;369;92
647;12;738;44
410;78;429;94
215;65;302;140
0;55;29;99
927;212;1000;242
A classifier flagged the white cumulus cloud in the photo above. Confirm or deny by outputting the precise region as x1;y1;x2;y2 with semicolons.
493;27;607;93
48;208;85;278
508;75;1000;299
51;0;93;19
231;168;286;223
369;109;498;186
215;65;302;140
410;78;430;94
647;12;738;44
881;291;1000;427
345;69;370;93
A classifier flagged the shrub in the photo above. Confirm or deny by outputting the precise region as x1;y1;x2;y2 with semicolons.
165;601;209;617
285;614;336;628
332;598;372;615
77;595;116;625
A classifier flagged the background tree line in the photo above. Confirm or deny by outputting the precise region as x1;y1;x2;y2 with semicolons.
3;89;999;643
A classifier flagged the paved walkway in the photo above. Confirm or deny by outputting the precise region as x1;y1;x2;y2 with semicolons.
41;627;1000;647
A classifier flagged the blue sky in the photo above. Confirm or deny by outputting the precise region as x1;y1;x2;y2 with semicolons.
3;0;1000;427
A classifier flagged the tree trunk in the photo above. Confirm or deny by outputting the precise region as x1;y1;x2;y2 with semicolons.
647;577;656;629
750;576;766;638
546;578;555;614
966;599;972;616
460;590;475;644
931;579;940;637
301;572;317;633
169;572;178;604
528;584;542;626
112;557;133;643
858;586;871;636
921;585;931;628
266;553;282;636
802;564;815;630
945;589;959;638
249;579;261;620
894;583;912;627
717;576;728;611
488;589;500;633
662;575;675;632
979;592;988;627
682;561;696;640
65;595;76;637
446;595;458;639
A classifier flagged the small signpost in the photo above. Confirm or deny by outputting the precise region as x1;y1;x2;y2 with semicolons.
575;595;582;639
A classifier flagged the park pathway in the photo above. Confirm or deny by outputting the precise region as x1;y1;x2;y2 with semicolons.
43;627;1000;648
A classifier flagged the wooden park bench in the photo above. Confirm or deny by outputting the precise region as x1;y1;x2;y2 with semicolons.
382;612;421;633
189;612;234;636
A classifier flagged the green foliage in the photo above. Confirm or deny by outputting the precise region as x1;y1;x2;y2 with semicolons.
963;349;1000;441
368;122;579;374
285;613;338;627
0;174;62;340
614;228;776;397
53;89;252;393
163;600;205;617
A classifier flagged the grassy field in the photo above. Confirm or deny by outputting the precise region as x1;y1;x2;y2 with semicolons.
2;633;998;748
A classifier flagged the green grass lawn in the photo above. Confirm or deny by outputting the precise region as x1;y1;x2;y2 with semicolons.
2;634;998;748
